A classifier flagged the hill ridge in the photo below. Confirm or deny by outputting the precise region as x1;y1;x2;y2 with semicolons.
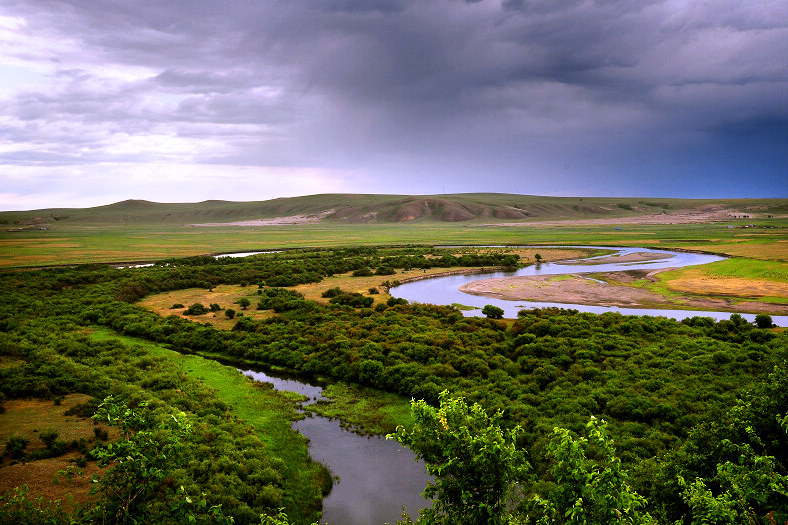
2;193;786;228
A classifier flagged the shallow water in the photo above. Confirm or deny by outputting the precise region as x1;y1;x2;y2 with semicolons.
391;246;788;326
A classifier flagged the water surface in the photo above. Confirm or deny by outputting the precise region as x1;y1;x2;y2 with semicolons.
241;370;430;525
391;246;788;326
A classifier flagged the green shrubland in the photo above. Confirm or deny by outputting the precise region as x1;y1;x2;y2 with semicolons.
0;246;786;524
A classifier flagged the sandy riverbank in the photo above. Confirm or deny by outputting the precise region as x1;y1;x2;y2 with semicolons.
459;270;788;315
556;251;670;265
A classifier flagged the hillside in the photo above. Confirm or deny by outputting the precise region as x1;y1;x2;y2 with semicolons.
2;193;787;229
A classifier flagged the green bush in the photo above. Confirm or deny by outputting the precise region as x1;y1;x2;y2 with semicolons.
5;436;28;460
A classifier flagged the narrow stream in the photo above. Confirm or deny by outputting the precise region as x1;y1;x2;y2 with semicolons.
241;369;431;525
391;246;788;326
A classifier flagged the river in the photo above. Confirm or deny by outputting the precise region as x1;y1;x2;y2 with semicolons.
241;369;431;525
390;246;788;327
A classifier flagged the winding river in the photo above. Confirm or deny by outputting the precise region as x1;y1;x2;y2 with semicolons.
390;246;788;327
233;247;784;524
241;370;431;525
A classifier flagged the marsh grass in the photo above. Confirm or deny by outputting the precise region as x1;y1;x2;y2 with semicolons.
308;382;414;435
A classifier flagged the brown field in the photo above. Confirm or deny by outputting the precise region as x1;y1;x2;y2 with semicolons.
0;394;111;509
139;284;275;329
665;269;788;298
676;242;788;261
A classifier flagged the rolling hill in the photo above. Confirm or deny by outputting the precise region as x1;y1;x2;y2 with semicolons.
2;193;787;230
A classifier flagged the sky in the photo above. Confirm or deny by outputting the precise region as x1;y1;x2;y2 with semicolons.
1;0;786;211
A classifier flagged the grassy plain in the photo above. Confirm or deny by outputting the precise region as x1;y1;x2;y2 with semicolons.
1;218;786;268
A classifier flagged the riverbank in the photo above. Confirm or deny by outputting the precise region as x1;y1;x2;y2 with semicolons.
458;269;788;316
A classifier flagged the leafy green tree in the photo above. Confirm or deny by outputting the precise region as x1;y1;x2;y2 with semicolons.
531;417;655;525
86;396;228;525
388;390;529;525
238;297;251;310
5;435;28;460
224;308;236;319
482;304;504;319
184;303;208;315
659;364;788;524
754;313;773;328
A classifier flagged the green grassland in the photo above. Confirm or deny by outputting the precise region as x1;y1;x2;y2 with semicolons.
2;219;787;268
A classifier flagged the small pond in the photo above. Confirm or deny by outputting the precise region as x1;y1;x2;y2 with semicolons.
241;370;431;525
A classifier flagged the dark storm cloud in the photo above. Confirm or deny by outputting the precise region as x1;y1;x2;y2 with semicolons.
0;0;786;209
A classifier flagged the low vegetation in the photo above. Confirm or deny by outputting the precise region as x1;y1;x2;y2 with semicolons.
0;244;786;524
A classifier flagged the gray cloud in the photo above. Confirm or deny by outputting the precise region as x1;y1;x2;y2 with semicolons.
0;0;786;209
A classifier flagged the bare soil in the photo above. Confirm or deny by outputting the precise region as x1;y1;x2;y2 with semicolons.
190;210;335;227
459;270;788;315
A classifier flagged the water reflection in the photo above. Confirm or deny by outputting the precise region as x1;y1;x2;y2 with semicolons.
391;246;788;326
242;370;430;525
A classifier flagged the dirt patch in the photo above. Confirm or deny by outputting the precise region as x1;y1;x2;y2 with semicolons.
459;270;788;315
0;452;103;511
0;394;109;511
666;271;788;298
189;210;335;227
138;284;274;329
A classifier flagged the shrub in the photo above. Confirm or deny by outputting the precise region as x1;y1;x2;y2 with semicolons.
39;428;59;449
5;436;28;459
224;308;236;319
170;303;185;309
183;303;208;315
754;313;773;329
482;304;504;319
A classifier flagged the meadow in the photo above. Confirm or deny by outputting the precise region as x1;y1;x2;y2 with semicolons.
1;218;787;268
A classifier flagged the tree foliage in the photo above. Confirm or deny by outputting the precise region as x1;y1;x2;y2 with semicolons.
389;390;529;525
530;417;656;525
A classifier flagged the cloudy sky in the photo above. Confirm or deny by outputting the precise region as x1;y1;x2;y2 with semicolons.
1;0;786;210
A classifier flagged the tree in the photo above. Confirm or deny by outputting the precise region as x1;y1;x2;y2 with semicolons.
184;303;208;315
482;304;504;319
224;308;236;319
754;313;773;328
388;390;529;525
534;253;543;263
238;297;251;310
531;417;656;525
88;397;233;525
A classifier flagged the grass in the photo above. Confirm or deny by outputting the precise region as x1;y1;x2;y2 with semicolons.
651;258;788;303
2;218;786;268
309;382;414;436
138;284;274;329
0;394;110;511
85;328;325;523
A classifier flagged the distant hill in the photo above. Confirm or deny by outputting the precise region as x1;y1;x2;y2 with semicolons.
2;194;787;229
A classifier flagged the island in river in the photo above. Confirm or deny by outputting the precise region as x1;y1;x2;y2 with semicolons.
459;252;788;316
